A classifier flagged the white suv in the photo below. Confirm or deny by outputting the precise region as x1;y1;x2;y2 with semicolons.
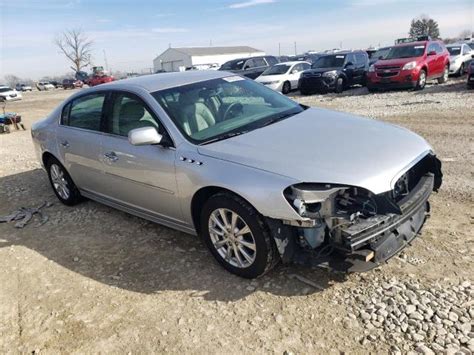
447;43;472;76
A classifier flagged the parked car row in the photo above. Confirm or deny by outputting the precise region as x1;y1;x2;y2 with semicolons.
227;36;474;95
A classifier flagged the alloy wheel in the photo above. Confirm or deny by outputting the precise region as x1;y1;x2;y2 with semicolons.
50;163;70;200
208;208;257;268
419;71;426;88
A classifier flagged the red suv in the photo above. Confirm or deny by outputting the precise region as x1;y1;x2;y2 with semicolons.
367;39;450;91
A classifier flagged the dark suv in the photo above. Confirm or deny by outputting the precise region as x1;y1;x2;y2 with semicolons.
298;51;369;94
219;56;279;79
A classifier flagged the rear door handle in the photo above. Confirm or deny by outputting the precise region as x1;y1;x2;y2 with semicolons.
60;140;70;148
104;151;118;162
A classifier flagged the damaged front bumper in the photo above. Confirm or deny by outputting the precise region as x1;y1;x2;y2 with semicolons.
267;155;442;273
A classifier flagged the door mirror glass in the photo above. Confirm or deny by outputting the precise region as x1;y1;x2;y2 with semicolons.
427;50;436;56
128;127;163;146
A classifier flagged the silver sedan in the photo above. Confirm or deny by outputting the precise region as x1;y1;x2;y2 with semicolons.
31;71;442;278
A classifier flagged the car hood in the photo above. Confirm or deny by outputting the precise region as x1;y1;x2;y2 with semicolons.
256;74;285;82
375;58;422;67
304;67;341;74
197;108;432;194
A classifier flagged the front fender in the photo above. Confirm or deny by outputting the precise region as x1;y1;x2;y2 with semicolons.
175;145;303;226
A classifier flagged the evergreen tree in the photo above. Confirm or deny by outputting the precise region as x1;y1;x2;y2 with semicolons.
409;15;440;39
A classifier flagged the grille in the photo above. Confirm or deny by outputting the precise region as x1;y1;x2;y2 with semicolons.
377;71;399;78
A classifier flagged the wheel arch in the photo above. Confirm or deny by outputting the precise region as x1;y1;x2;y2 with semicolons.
191;186;256;232
42;151;58;168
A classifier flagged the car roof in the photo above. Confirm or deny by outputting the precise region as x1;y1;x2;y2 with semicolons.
275;61;309;65
393;41;429;47
96;70;234;92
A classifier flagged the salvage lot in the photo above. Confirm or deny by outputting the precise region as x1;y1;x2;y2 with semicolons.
0;79;473;353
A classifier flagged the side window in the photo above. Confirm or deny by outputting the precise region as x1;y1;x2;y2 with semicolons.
302;63;311;70
356;53;367;65
67;93;105;131
265;56;278;66
243;59;254;70
61;103;71;125
435;43;443;54
427;43;436;53
253;58;267;67
109;93;160;137
346;54;355;65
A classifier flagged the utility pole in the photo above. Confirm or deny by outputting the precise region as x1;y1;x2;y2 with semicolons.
294;41;297;55
278;43;281;56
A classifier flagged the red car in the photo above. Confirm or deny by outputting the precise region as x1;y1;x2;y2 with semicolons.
88;75;114;87
367;39;450;91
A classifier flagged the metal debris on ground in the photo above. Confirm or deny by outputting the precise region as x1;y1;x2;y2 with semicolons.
0;201;52;228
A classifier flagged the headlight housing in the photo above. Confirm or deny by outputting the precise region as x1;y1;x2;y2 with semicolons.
402;61;417;70
322;70;338;78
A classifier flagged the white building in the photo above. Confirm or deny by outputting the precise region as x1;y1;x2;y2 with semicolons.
153;46;265;72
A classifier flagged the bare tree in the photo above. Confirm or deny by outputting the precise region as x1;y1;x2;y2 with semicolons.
4;74;21;88
55;29;94;73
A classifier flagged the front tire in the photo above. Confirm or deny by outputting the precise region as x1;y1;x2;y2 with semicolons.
458;63;465;76
335;77;344;93
415;69;427;90
46;157;83;206
438;65;449;84
282;81;291;95
200;193;279;278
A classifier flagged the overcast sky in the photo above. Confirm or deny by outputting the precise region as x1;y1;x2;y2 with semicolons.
1;0;473;80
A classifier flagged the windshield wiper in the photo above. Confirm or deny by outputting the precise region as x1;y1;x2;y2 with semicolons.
260;111;298;128
200;130;248;145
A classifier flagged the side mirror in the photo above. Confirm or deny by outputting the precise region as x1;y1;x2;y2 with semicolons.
344;62;354;70
291;69;298;74
128;127;163;146
471;54;474;59
427;50;436;56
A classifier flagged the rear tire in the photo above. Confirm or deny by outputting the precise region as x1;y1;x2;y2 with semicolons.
437;65;449;84
200;192;279;278
458;63;465;76
415;70;427;90
282;81;291;95
46;157;83;206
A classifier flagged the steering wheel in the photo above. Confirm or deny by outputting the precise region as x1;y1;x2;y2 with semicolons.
222;103;243;121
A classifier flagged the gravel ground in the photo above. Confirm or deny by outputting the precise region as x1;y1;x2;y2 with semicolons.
0;77;473;354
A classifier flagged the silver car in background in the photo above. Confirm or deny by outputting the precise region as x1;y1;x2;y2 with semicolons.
31;71;442;278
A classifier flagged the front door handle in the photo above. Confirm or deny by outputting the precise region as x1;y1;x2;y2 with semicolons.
104;151;118;162
60;140;70;148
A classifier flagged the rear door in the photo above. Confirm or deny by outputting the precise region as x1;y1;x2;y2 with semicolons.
426;43;439;78
57;92;107;193
99;91;183;223
354;53;368;84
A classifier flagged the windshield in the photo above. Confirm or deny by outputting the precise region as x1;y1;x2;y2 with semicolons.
0;87;12;93
220;60;245;71
385;45;425;59
152;76;304;144
373;48;391;60
447;47;461;56
312;55;345;69
261;64;290;75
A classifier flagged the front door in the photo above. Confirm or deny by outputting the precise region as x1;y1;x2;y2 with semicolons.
56;92;106;194
99;91;183;224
